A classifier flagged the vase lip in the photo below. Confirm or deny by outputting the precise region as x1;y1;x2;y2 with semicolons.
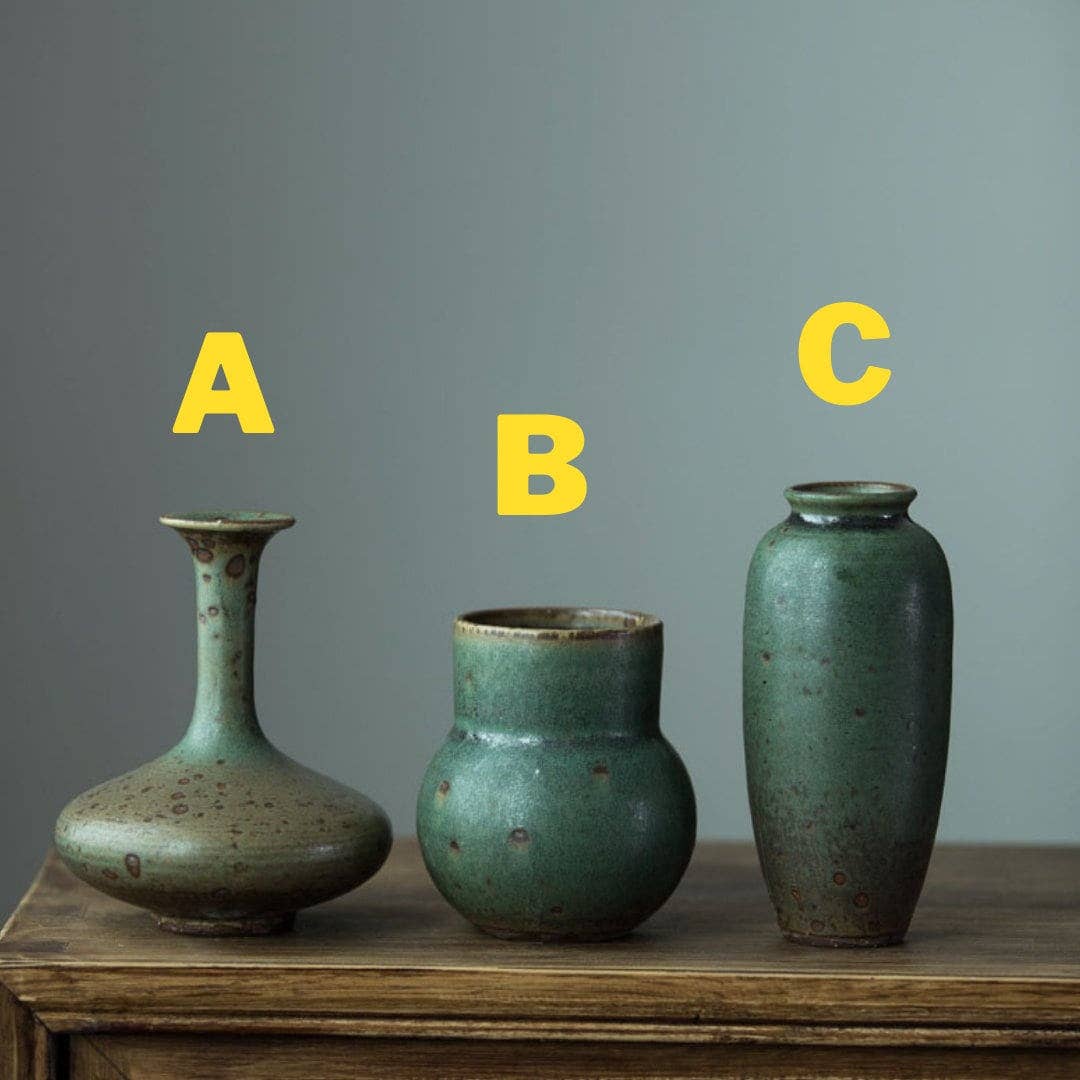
456;606;661;641
159;510;296;533
784;481;916;514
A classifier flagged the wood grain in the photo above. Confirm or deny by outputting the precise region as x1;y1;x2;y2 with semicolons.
67;1040;120;1080
69;1033;1080;1080
0;985;53;1080
0;840;1077;1056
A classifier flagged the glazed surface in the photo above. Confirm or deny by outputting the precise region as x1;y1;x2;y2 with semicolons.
743;486;952;945
55;515;391;931
418;611;696;940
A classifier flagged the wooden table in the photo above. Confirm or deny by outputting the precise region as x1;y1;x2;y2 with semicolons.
0;840;1077;1078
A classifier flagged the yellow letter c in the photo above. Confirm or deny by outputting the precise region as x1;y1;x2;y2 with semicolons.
798;302;891;406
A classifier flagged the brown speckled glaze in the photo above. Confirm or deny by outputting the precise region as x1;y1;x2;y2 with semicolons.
54;511;392;935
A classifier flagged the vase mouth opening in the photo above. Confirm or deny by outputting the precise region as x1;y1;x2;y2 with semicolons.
160;511;296;534
456;607;661;640
784;482;916;517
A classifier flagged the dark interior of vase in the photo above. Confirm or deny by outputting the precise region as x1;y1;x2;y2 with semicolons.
460;608;653;632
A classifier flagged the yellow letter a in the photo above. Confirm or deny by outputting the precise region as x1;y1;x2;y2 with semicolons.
172;332;275;434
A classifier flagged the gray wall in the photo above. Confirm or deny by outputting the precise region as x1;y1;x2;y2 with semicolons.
2;0;1077;916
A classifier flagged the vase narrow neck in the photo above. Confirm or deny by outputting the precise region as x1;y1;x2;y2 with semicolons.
179;529;271;751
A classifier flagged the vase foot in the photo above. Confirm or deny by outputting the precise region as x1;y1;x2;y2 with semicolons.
157;912;296;936
783;928;905;948
474;923;633;943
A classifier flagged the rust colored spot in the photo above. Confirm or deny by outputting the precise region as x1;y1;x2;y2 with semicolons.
449;839;461;853
854;707;866;718
854;892;870;908
790;887;802;903
202;574;212;582
550;905;564;914
123;854;141;878
193;773;204;780
591;763;610;778
508;828;531;847
436;780;450;798
101;868;119;880
833;871;847;886
761;651;771;662
172;804;189;815
195;548;214;564
810;919;825;933
226;553;246;577
170;792;185;800
178;777;190;785
208;607;219;617
216;782;227;791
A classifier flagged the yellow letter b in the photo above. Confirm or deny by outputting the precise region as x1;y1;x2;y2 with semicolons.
497;414;587;516
172;332;275;434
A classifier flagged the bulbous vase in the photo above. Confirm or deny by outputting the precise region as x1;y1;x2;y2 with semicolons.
55;511;392;935
418;607;696;942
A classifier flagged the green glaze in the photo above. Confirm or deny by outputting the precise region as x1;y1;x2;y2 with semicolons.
55;511;392;935
743;483;952;947
417;608;696;942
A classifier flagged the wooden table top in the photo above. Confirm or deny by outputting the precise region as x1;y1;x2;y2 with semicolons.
1;840;1078;1045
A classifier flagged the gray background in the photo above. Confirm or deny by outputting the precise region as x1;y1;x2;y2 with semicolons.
2;0;1077;917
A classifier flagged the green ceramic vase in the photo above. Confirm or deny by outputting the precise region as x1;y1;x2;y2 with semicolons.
55;511;392;935
743;483;952;947
417;608;696;942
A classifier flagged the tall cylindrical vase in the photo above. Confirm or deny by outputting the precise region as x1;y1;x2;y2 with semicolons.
55;511;392;934
743;483;952;947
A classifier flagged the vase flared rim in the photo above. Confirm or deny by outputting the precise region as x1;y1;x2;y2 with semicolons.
456;607;661;641
159;511;296;533
784;482;916;514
